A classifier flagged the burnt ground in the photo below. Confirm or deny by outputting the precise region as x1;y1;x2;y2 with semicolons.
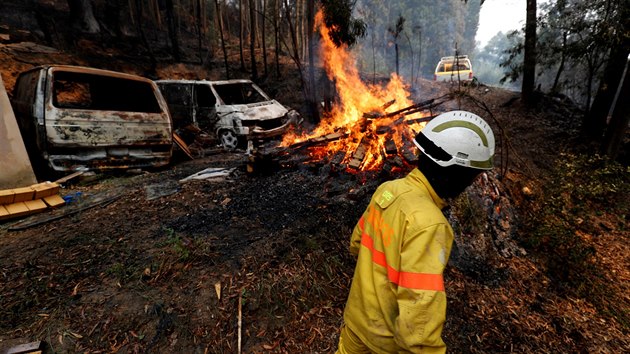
1;76;628;353
1;13;629;354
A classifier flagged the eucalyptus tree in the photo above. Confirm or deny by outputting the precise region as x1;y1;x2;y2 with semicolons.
388;15;406;76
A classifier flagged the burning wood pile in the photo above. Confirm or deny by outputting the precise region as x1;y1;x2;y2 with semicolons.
250;11;456;175
251;95;453;174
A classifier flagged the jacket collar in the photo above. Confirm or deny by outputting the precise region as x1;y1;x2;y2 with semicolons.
406;168;448;210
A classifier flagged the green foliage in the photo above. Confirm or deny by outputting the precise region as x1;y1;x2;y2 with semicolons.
387;15;405;41
500;0;628;107
159;227;191;261
524;153;629;327
559;154;629;208
107;262;131;281
321;0;367;47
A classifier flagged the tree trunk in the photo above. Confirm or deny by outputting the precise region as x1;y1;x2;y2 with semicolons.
215;0;230;79
239;0;246;71
296;0;304;60
134;0;157;76
67;0;100;34
371;28;376;84
283;0;308;106
405;32;414;88
584;47;629;138
521;0;537;106
273;0;281;77
551;32;567;94
306;0;319;123
165;0;181;62
602;56;630;159
395;43;399;76
261;0;269;78
249;0;259;80
196;0;203;64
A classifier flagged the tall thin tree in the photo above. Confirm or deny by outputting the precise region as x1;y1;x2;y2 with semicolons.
273;0;281;77
249;0;259;80
215;0;230;79
521;0;537;105
165;0;181;62
388;15;405;77
602;56;630;159
239;0;246;71
306;0;319;123
261;0;269;78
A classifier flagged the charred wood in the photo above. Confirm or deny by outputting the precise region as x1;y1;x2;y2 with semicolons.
348;136;369;170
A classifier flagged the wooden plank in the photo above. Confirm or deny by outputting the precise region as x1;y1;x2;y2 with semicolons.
43;194;67;208
24;199;48;212
5;202;32;218
11;187;35;203
31;182;60;199
385;139;397;155
8;192;122;231
0;205;9;220
0;189;15;205
330;151;346;165
173;132;194;159
289;131;347;149
348;137;369;169
54;171;85;184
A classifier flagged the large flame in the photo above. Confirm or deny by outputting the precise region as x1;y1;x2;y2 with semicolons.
281;10;428;171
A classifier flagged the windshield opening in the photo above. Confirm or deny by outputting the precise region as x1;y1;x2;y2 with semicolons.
213;83;268;105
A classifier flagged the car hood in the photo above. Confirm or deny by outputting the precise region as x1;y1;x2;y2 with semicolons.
217;100;289;120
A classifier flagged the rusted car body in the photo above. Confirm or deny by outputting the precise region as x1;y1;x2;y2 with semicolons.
156;79;299;150
12;65;172;177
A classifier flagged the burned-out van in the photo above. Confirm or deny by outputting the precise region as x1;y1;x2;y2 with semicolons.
156;79;299;150
12;65;173;177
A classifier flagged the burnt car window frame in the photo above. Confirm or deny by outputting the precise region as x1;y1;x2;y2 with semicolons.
50;71;163;113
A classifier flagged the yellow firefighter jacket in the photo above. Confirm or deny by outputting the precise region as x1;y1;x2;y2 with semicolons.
343;168;453;353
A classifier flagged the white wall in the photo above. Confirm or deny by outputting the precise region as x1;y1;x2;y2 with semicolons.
0;75;37;189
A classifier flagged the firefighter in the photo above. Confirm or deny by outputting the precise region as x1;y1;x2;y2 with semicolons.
336;110;495;353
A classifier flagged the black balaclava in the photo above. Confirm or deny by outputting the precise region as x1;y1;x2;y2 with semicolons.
417;153;481;200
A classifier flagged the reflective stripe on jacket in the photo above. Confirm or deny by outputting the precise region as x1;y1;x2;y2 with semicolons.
343;168;453;353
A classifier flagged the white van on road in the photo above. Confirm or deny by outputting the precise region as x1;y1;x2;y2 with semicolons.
434;55;474;82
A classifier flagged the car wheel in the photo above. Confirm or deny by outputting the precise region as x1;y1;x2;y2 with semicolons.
220;130;239;151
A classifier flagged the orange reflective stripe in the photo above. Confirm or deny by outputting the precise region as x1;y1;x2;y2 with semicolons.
360;231;444;292
398;271;444;291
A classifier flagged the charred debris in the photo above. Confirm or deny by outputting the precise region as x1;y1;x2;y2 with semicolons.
248;94;451;176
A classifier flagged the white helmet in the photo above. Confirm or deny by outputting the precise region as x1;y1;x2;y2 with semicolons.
413;110;495;170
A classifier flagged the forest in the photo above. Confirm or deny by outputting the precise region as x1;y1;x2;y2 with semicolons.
2;0;624;157
0;0;628;353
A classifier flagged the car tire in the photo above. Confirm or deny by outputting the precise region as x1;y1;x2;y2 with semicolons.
220;130;239;151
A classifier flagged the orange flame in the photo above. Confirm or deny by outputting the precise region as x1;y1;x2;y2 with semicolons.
281;10;428;171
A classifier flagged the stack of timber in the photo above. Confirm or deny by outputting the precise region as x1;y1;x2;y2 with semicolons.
0;182;65;221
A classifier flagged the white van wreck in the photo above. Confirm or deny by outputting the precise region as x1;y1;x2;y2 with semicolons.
11;65;173;178
157;79;300;150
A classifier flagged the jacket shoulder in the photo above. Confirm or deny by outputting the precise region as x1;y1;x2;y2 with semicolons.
373;179;412;209
375;179;447;228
